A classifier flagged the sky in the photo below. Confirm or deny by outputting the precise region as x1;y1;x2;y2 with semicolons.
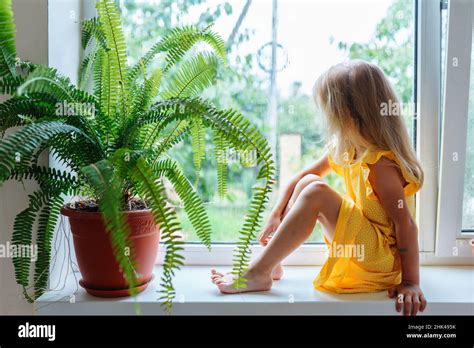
182;0;393;97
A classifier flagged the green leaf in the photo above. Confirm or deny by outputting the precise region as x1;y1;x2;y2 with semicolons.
0;97;56;136
33;196;63;297
161;53;218;99
96;0;129;116
12;176;78;301
128;25;226;81
127;157;185;312
213;130;228;197
151;158;212;248
0;75;23;94
189;117;206;172
0;121;101;186
17;65;97;107
81;17;108;50
0;0;17;78
79;46;99;91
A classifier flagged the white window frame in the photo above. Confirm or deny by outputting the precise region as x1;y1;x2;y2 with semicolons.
416;0;441;255
436;0;474;257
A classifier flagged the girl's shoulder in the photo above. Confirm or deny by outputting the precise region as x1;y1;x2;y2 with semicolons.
361;148;421;198
360;148;395;165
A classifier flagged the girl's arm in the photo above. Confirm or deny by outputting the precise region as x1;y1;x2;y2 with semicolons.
258;153;331;245
368;157;427;316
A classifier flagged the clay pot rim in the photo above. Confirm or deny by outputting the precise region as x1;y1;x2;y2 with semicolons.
60;206;152;220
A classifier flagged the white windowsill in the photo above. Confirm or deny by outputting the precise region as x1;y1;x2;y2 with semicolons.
36;265;474;315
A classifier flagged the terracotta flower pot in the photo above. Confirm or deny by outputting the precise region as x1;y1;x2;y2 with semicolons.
61;207;160;297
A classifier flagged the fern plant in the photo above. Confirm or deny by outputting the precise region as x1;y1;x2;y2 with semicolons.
0;0;275;309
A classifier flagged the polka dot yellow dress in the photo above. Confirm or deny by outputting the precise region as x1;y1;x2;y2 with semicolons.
313;148;421;293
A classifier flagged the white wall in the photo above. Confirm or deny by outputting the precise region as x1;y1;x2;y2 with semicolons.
0;0;49;316
0;0;81;315
46;0;82;292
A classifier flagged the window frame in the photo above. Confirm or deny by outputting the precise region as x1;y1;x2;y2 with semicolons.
416;0;441;254
436;0;474;257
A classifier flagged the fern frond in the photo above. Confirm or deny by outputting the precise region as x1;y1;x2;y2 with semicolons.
93;48;105;103
0;75;24;94
147;120;189;155
160;53;218;99
12;181;77;301
127;157;184;311
10;165;80;191
81;17;108;50
0;121;101;185
151;158;211;247
42;132;103;173
0;0;17;78
79;46;98;91
90;48;118;150
80;159;138;294
33;195;63;296
0;97;56;135
213;130;228;197
130;67;162;118
17;65;97;107
96;0;128;116
128;25;226;82
189;117;206;172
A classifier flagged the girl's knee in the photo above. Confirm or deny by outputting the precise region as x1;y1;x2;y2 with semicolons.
300;181;332;202
296;174;323;192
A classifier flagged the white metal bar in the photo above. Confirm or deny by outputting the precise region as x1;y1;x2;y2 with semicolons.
416;0;441;253
156;244;329;266
436;0;473;257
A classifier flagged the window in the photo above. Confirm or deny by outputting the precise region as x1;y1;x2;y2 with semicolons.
120;0;416;247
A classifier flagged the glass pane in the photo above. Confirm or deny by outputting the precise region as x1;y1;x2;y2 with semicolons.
121;0;415;243
461;13;474;232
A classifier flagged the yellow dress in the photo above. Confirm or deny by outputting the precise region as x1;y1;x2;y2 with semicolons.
313;148;421;293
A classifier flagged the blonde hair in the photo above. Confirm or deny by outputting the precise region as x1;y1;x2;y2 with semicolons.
313;60;423;187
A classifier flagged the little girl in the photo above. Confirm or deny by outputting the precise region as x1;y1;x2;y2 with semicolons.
211;60;427;316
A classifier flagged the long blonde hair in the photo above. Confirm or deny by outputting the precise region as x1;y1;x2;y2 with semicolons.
313;60;423;187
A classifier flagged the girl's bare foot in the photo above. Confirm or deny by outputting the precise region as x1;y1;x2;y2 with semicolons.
210;269;273;294
272;263;284;280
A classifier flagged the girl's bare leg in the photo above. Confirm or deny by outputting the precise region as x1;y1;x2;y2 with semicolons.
211;176;342;294
271;174;325;280
213;174;322;282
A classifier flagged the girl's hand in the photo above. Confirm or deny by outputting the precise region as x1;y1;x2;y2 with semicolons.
388;281;427;316
258;214;281;246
